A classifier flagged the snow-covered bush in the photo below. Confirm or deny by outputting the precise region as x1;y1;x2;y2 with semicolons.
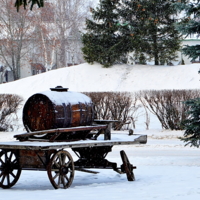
138;89;200;130
83;92;140;130
0;94;23;131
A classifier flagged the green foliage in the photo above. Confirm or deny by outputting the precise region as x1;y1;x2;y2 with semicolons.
120;0;182;65
82;0;132;67
15;0;44;11
82;0;182;67
139;53;146;65
182;45;200;62
181;98;200;148
176;0;200;61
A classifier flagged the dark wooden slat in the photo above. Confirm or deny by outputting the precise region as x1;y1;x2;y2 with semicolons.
14;125;108;139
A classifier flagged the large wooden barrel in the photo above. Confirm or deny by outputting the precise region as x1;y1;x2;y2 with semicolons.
23;87;94;132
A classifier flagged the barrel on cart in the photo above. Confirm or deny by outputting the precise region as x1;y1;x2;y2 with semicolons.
23;86;95;141
0;87;147;189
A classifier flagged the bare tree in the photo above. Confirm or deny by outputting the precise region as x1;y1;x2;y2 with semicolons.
0;66;6;83
29;0;93;70
51;0;93;67
0;0;36;80
30;2;59;71
0;0;94;80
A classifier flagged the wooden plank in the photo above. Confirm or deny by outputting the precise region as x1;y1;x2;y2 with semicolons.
0;134;147;150
14;125;108;139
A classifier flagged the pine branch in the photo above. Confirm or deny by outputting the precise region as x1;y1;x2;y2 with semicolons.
15;0;44;11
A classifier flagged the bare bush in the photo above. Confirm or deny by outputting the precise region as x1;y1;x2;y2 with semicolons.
0;94;23;131
138;89;200;130
83;92;140;130
107;92;139;130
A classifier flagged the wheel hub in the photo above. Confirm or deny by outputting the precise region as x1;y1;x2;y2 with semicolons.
1;162;14;174
60;166;68;175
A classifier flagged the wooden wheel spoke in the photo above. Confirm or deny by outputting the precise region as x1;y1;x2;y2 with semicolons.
0;157;5;164
4;152;8;162
12;159;17;165
61;175;66;186
1;174;6;184
58;155;62;165
65;160;71;167
8;152;13;162
62;154;67;166
53;160;60;168
58;174;62;187
64;174;70;182
10;171;17;179
6;174;10;186
51;168;59;172
53;173;59;180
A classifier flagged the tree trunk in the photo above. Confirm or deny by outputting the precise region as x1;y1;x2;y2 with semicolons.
153;32;159;65
60;38;66;67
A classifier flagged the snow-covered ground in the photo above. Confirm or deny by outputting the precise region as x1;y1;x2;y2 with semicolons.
0;63;200;99
0;63;200;199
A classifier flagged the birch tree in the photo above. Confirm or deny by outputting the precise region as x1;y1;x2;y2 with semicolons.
0;0;36;80
33;0;93;69
53;0;93;67
31;2;59;71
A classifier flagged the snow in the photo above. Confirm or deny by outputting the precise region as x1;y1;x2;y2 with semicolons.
0;63;200;100
36;90;92;106
0;63;200;199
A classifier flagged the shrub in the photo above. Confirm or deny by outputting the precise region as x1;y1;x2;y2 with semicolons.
138;89;200;130
83;92;140;130
0;94;23;131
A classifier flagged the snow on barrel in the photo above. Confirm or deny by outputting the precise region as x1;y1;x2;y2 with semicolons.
23;86;94;132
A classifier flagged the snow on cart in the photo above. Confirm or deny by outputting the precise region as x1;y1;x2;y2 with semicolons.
0;87;147;189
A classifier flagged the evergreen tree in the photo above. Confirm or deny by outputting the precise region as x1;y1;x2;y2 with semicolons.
181;98;200;148
15;0;43;11
176;0;200;62
82;0;132;67
119;0;182;65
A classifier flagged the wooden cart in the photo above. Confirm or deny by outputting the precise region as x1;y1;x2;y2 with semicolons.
0;125;147;189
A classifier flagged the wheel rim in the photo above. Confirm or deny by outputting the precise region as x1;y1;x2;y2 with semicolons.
47;150;74;189
0;150;21;189
120;150;135;181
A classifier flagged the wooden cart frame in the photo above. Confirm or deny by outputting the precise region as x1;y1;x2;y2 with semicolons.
0;124;147;189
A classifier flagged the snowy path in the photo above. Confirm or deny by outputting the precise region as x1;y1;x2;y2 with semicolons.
0;131;200;200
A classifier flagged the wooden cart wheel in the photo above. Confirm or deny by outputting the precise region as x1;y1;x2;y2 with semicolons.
47;150;74;189
0;149;21;189
120;150;135;181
